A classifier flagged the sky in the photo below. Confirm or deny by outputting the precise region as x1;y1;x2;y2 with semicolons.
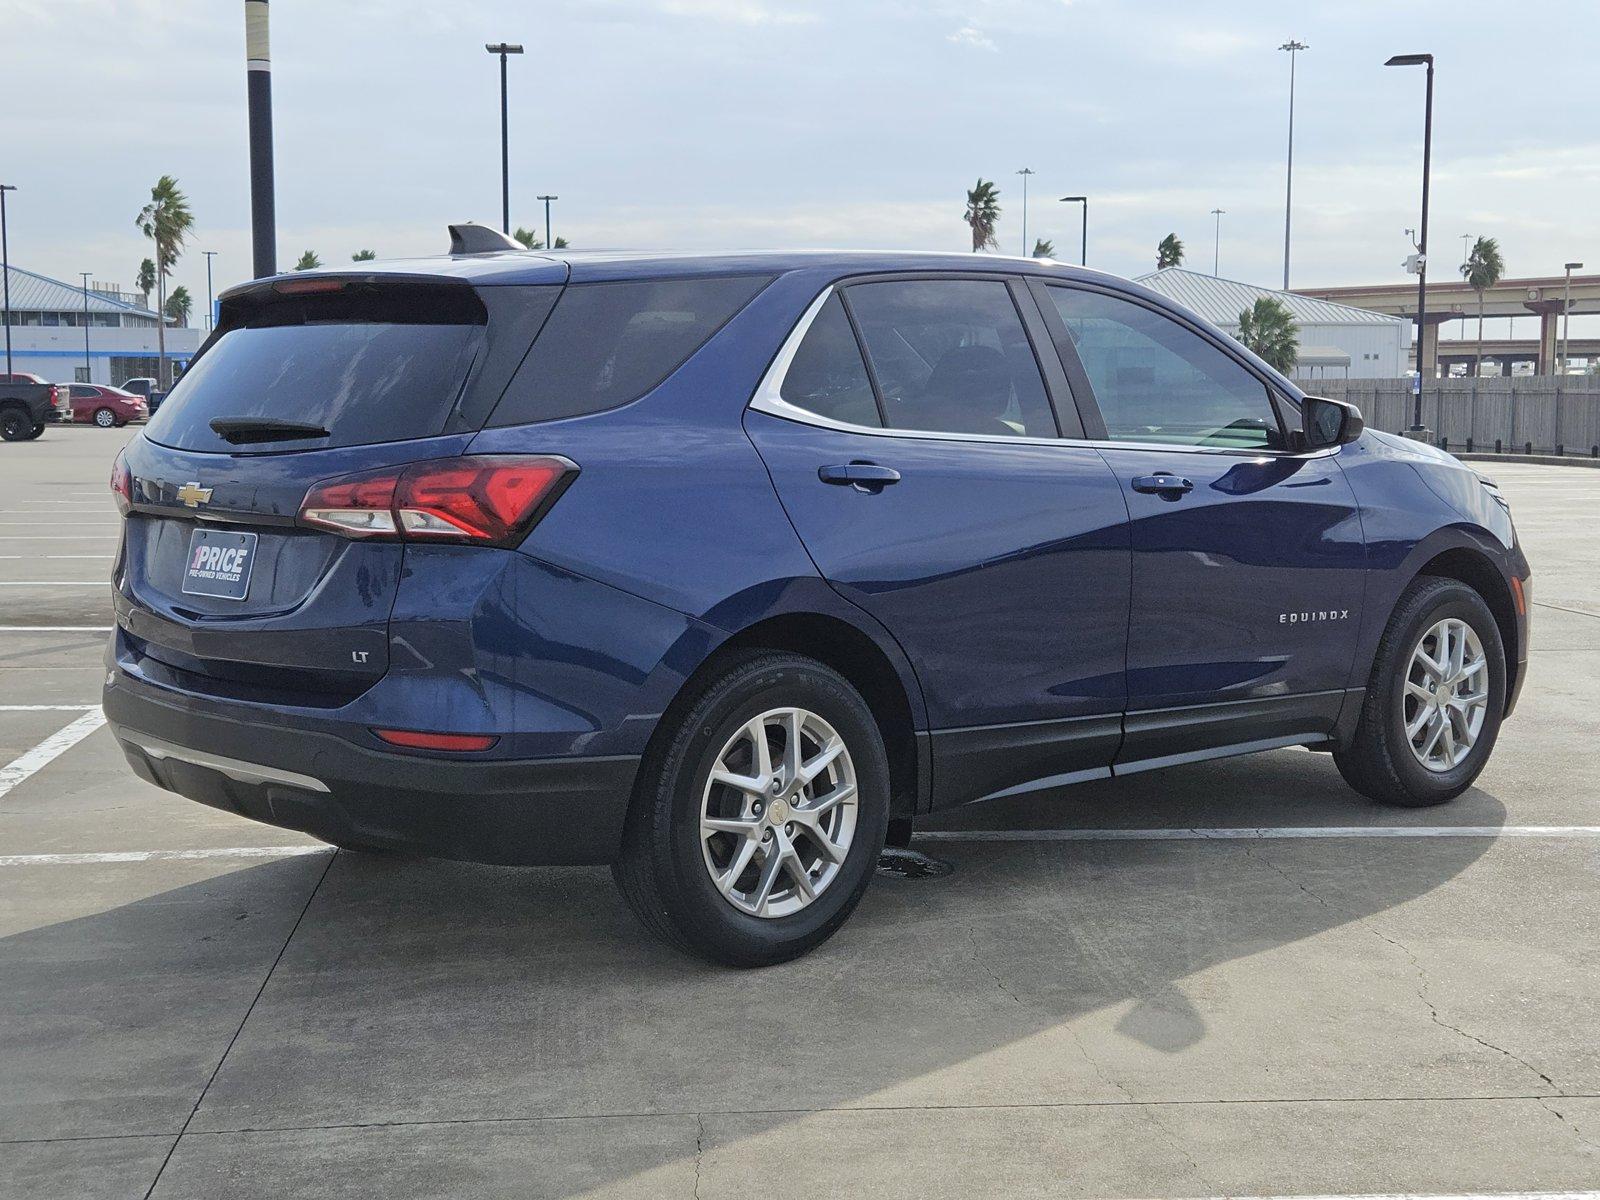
5;0;1598;334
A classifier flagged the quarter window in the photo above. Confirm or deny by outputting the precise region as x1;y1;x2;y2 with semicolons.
844;280;1058;438
1047;287;1285;451
780;293;881;428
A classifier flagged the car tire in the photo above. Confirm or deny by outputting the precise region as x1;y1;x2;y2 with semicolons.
1334;576;1506;807
0;406;32;442
23;423;46;441
612;651;890;967
93;408;117;428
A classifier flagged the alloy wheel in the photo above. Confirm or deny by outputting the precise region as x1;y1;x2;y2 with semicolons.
1403;617;1489;773
699;706;858;918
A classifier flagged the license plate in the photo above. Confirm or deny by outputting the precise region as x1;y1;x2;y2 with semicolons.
181;529;258;601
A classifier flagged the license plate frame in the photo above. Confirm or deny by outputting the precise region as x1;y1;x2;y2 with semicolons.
180;528;258;601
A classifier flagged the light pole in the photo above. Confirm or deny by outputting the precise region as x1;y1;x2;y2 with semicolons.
203;250;217;331
1016;168;1034;256
245;0;276;277
486;43;524;234
1210;208;1225;276
1460;233;1472;269
538;194;558;249
1562;261;1583;375
1059;196;1087;266
1387;52;1435;427
1279;39;1307;290
0;183;15;377
80;272;92;383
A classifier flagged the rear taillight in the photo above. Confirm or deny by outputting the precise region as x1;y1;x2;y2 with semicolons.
300;456;576;546
51;386;66;410
111;451;132;515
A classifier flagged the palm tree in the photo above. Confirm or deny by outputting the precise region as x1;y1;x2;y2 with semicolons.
294;250;322;271
1032;238;1055;259
352;249;377;261
134;176;193;386
1157;233;1184;269
512;227;569;249
164;286;193;327
1236;297;1299;373
964;179;1001;252
1460;236;1504;377
135;258;156;309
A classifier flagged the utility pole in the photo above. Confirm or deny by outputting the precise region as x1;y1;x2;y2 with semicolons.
486;43;524;234
1279;40;1307;290
1387;52;1435;427
203;251;218;331
0;184;15;377
1016;168;1034;256
538;194;558;249
1562;261;1583;375
80;272;92;383
1210;208;1225;276
245;0;276;277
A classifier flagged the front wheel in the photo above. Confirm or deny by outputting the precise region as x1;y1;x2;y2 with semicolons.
613;652;890;967
23;423;45;441
1334;576;1506;807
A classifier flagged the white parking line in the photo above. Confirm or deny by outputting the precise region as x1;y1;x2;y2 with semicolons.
916;826;1600;842
0;582;110;587
0;555;113;559
0;846;329;868
0;704;98;711
1153;1194;1600;1200
0;708;106;800
0;625;113;631
0;536;121;540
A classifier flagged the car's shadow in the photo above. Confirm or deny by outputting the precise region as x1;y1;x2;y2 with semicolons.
3;748;1508;1195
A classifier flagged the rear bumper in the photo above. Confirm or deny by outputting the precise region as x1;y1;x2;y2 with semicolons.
103;680;639;866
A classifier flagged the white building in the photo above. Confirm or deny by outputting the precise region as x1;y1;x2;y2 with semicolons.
1;264;203;386
1133;267;1408;380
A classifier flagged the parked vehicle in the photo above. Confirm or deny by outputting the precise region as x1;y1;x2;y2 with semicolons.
68;384;148;428
103;231;1532;966
120;377;167;413
0;371;67;441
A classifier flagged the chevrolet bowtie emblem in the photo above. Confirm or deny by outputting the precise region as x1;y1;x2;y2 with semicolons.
175;482;213;508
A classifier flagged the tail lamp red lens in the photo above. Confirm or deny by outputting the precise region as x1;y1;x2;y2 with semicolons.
374;728;498;752
111;450;132;515
299;455;576;546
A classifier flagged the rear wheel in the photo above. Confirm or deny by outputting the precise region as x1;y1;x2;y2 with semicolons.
93;407;117;428
0;406;32;441
613;652;889;967
1334;576;1506;807
23;423;45;441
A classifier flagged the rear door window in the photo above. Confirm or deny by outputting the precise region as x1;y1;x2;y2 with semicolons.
842;279;1059;438
489;275;774;427
144;281;537;452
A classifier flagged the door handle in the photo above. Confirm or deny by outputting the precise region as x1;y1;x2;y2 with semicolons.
1131;473;1193;497
819;462;901;491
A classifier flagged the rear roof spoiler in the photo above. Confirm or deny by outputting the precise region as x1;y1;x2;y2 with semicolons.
449;223;523;255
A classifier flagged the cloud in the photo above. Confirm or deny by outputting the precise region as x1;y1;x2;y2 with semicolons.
947;24;997;51
653;0;818;24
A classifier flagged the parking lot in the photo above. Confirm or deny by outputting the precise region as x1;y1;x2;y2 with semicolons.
1;426;1596;1199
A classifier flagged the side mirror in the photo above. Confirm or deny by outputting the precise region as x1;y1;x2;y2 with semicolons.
1301;395;1364;449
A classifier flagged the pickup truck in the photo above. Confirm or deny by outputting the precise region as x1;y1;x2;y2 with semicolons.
0;372;67;441
120;377;169;413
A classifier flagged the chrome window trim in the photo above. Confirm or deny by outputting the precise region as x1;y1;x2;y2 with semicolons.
748;283;1334;461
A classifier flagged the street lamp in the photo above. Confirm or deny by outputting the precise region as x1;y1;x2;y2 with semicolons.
1059;196;1087;266
1016;168;1034;256
80;272;92;383
1386;52;1435;430
0;183;15;377
245;0;276;277
1210;208;1225;276
1279;39;1307;290
538;194;558;249
1562;261;1583;375
485;42;524;234
203;250;218;331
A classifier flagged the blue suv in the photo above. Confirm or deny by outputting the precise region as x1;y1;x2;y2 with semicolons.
105;229;1530;966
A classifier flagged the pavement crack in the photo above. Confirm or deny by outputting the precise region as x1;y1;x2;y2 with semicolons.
1067;1025;1210;1188
963;916;1023;1006
1239;836;1566;1099
692;1112;705;1200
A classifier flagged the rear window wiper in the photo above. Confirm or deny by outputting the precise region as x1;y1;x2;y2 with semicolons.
209;417;331;444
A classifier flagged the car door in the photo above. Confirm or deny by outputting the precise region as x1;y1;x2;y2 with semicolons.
1034;280;1366;769
745;275;1131;808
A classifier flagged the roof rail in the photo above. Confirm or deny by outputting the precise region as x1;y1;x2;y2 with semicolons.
448;223;523;255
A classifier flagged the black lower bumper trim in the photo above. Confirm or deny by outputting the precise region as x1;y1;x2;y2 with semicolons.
104;684;639;866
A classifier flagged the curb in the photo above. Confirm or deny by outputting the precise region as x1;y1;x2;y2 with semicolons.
1454;452;1600;469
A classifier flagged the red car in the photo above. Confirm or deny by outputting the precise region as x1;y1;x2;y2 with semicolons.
67;384;148;428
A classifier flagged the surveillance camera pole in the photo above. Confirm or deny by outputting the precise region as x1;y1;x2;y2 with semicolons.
1387;52;1434;431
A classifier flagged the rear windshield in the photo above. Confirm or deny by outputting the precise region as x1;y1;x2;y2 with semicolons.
145;282;494;452
487;275;773;426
